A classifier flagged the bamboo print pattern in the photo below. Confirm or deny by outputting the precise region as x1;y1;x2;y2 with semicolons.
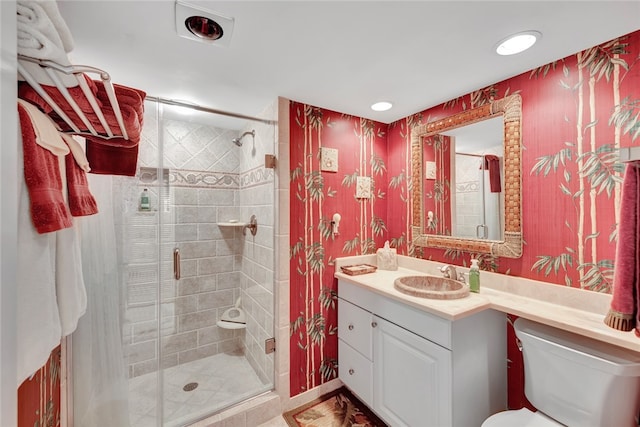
17;347;61;427
290;102;387;395
529;38;636;291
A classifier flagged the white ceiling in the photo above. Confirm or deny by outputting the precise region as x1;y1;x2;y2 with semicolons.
57;1;640;128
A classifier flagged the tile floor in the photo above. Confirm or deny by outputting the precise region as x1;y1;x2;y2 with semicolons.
128;351;271;427
258;416;288;426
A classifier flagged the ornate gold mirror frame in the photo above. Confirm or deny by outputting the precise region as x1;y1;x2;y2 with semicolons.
411;94;523;258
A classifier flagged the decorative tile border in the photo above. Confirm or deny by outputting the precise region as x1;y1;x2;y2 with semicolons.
456;181;479;193
138;165;273;189
240;165;274;189
170;170;240;188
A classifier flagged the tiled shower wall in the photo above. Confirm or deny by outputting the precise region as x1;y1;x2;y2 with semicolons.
121;107;264;378
453;145;502;239
237;103;276;385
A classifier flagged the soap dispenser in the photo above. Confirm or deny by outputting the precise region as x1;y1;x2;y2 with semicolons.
140;188;150;211
469;259;480;293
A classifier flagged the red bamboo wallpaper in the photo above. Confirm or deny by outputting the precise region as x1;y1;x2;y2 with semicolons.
289;104;388;395
17;347;61;427
423;134;453;236
289;29;640;400
390;31;640;287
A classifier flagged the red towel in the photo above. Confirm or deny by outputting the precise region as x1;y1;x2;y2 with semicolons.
85;142;139;177
482;155;501;193
18;75;100;116
19;103;72;233
65;153;98;217
604;163;640;336
17;77;145;145
85;83;145;176
19;77;146;176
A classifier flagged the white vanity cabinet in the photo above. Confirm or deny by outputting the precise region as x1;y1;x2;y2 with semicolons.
338;279;507;427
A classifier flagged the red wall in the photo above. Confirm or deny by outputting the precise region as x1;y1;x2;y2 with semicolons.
17;347;61;427
289;105;388;395
289;29;640;400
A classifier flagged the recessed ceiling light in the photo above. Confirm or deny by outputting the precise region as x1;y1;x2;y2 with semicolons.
371;101;393;112
495;31;541;56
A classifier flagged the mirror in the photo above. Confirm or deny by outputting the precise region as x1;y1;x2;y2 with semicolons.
411;94;523;258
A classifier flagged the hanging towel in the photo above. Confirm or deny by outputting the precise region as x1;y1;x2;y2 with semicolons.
17;98;69;156
60;133;90;172
19;103;72;233
85;142;139;177
84;84;146;176
18;75;100;117
16;123;63;387
17;78;145;145
55;223;87;337
604;162;640;336
65;153;98;216
483;155;502;193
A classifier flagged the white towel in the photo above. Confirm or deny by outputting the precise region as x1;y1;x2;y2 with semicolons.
54;150;87;336
17;98;70;156
61;133;91;172
56;222;88;336
17;124;63;386
17;0;77;87
17;0;74;52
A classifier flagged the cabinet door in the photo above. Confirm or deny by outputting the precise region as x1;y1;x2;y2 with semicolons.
373;316;452;427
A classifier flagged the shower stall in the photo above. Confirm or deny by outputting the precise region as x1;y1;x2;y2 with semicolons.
453;152;503;240
71;100;277;427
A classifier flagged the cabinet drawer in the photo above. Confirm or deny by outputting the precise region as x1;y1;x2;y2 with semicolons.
338;298;373;359
339;339;373;405
339;280;452;348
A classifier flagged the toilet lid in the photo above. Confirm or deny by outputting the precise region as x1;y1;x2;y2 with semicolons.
482;408;562;427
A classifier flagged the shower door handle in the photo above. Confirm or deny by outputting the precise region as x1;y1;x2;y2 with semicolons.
173;248;181;280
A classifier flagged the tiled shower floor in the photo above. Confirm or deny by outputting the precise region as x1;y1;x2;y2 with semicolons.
128;351;270;427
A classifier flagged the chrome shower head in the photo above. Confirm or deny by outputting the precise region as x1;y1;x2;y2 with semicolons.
232;129;255;147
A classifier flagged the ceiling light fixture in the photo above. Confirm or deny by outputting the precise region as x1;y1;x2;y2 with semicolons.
175;0;234;47
371;101;393;112
495;30;541;56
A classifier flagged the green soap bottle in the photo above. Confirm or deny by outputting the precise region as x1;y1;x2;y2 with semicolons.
469;259;480;293
140;188;150;211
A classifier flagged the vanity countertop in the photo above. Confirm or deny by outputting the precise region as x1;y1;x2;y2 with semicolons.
335;254;640;353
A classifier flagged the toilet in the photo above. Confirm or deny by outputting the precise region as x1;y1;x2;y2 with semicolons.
482;318;640;427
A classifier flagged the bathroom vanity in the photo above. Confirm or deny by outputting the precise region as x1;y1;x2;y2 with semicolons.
335;254;640;427
337;279;506;427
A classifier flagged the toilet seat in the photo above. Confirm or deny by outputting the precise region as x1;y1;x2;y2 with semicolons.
482;408;563;427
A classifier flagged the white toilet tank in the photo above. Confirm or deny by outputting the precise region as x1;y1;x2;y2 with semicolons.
515;318;640;427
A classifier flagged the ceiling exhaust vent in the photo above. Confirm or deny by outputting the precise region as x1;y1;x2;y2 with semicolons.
175;0;234;47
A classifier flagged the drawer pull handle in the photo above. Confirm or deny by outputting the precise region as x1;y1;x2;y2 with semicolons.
371;321;377;328
348;324;354;330
348;369;355;375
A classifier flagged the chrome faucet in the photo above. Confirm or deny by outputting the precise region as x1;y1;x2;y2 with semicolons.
440;264;465;283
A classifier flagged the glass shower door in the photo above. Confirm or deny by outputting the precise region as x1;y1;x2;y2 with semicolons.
155;104;276;426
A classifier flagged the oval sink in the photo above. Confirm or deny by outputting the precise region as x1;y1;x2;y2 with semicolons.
394;275;470;300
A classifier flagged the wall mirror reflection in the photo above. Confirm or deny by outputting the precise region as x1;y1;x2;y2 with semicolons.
411;94;523;258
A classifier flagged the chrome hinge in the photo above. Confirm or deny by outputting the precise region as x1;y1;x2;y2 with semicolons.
265;337;276;354
264;154;277;169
